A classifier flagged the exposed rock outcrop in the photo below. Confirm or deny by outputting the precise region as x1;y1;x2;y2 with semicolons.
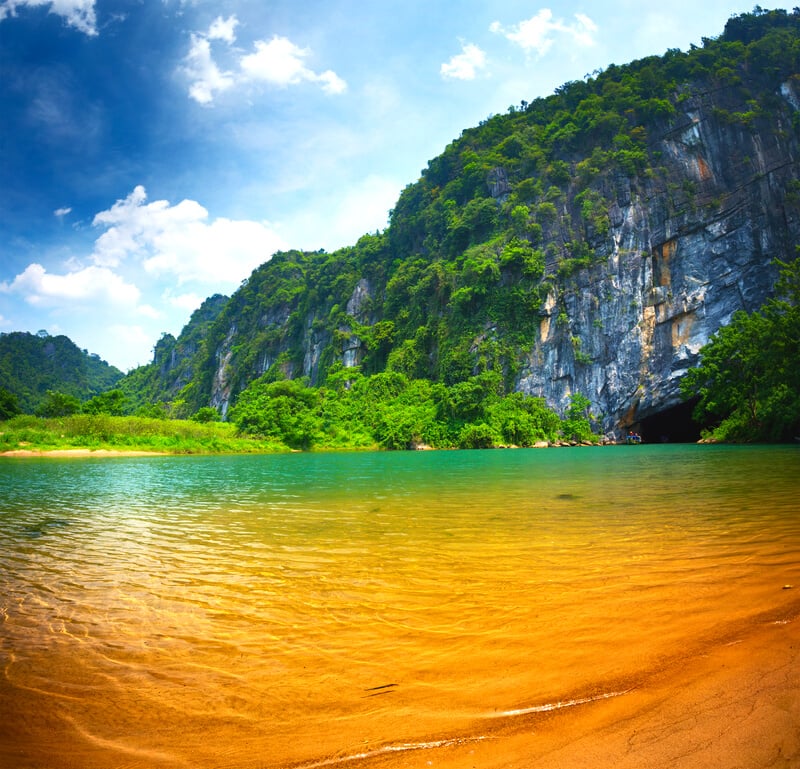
516;82;798;434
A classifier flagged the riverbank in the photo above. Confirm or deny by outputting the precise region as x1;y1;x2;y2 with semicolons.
0;448;168;457
0;414;287;456
362;605;800;769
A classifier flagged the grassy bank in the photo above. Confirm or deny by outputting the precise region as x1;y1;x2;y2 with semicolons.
0;414;290;455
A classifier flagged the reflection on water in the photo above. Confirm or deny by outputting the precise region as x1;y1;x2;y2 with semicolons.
1;445;799;768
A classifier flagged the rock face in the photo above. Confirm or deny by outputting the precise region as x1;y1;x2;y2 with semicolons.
517;83;799;435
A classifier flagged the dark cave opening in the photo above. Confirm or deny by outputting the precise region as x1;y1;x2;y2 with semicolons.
638;399;702;444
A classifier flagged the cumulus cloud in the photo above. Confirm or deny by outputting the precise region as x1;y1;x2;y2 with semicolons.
165;291;204;312
182;33;236;105
1;186;290;370
440;42;487;81
207;14;237;43
54;206;72;217
181;17;346;104
283;174;399;250
0;0;97;35
1;263;140;307
91;185;288;285
240;36;347;94
491;9;597;56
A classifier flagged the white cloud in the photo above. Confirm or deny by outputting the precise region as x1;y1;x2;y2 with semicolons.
240;36;347;94
491;9;597;56
103;324;156;370
1;262;140;307
182;33;236;105
1;186;290;371
284;175;399;250
208;14;237;43
137;304;162;319
165;291;204;312
91;185;288;285
441;42;487;81
0;0;97;35
181;22;347;104
54;206;72;217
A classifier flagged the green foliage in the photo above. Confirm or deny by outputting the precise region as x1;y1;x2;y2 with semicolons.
35;390;82;418
0;414;283;454
0;387;21;420
560;393;599;443
83;389;127;416
230;369;593;450
229;377;323;449
681;258;800;441
192;406;221;423
0;331;123;413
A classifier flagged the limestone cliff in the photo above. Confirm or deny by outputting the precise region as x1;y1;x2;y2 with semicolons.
123;10;800;438
518;80;800;434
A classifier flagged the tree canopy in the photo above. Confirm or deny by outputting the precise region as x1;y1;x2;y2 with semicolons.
681;257;800;441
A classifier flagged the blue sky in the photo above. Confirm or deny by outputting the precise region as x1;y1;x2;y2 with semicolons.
0;0;791;372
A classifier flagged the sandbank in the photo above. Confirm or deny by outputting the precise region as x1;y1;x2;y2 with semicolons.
0;448;167;457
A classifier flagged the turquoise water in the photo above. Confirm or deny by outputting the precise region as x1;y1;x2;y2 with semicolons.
1;445;799;768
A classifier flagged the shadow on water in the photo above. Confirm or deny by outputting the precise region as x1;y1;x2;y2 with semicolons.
23;518;71;539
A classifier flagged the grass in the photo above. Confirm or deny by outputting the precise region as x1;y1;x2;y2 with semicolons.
0;415;289;455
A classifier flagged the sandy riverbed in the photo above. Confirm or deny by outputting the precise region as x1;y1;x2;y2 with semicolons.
355;610;800;769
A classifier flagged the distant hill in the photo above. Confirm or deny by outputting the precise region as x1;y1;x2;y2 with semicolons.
0;331;123;413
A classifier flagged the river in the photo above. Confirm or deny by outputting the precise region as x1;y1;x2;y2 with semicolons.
1;445;798;768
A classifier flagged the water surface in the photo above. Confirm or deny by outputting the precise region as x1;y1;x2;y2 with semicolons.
1;445;798;767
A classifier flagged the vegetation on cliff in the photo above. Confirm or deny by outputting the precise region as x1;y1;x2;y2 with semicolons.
229;368;596;450
681;257;800;441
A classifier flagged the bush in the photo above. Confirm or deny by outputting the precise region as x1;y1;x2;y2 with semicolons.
458;422;497;449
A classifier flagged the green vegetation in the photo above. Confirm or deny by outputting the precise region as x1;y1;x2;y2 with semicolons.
0;414;285;455
681;258;800;441
229;368;596;450
0;372;599;454
0;331;122;413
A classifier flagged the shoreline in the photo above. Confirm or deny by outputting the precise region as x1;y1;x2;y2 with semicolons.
0;448;168;457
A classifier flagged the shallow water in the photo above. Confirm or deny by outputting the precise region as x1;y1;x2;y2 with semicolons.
1;445;799;768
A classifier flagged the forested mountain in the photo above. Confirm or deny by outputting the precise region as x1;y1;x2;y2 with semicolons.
117;294;228;415
0;331;123;413
117;8;800;438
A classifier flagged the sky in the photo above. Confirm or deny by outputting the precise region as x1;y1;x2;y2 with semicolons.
0;0;793;372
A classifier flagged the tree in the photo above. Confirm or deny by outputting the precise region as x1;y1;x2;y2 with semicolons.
0;387;21;420
561;393;598;442
681;258;800;441
230;378;322;449
35;390;81;418
83;389;127;415
191;406;221;423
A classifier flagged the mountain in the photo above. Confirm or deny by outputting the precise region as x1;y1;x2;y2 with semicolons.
120;8;800;439
116;293;229;415
0;331;123;413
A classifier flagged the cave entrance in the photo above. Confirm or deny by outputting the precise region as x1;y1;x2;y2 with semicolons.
638;399;701;443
